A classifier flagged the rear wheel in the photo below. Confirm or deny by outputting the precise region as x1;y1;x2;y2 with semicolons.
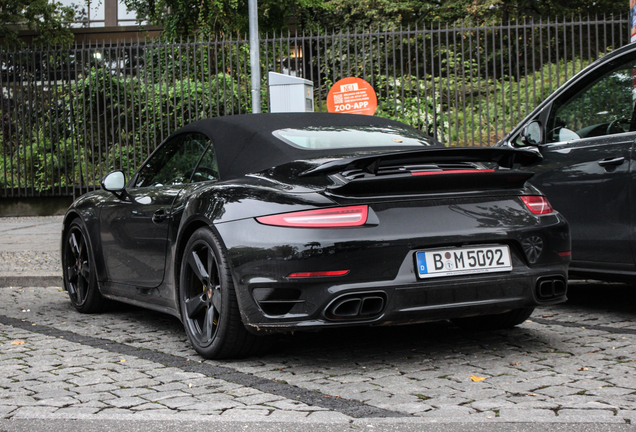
451;307;534;330
179;227;266;359
62;219;107;313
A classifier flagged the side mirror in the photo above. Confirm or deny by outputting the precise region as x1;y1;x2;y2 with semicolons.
520;121;542;146
102;171;126;193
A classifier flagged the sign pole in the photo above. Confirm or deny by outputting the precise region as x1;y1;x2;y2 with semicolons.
249;0;261;113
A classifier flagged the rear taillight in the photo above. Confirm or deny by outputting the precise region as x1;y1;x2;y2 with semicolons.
256;205;369;228
521;196;554;215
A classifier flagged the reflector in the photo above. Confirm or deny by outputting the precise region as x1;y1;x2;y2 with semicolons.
287;270;350;278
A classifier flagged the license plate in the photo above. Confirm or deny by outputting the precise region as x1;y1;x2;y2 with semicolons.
416;245;512;279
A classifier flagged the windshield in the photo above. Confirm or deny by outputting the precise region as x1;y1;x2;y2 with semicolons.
273;125;439;150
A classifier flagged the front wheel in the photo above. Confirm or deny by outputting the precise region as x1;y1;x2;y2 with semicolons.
179;227;266;359
62;219;107;313
451;307;535;330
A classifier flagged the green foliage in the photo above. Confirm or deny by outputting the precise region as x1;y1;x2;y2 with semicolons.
369;58;591;147
0;132;75;191
123;0;324;39
294;0;626;32
119;0;626;38
0;43;254;193
0;0;76;46
0;54;592;194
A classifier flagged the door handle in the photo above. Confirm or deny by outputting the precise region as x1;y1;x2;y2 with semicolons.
152;209;168;224
598;157;625;167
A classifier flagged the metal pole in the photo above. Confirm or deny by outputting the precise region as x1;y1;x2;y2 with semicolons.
249;0;261;113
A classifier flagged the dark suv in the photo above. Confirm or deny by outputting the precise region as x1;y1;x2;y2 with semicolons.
498;43;636;282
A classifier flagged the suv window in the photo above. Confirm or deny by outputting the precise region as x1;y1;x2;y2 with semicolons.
546;57;636;143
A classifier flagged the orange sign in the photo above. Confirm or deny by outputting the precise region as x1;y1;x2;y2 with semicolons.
327;77;377;116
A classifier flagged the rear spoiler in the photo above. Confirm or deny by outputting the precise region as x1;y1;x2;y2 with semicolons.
299;147;541;177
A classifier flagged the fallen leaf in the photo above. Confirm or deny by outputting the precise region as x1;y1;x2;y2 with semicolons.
578;367;589;371
542;314;554;318
471;374;486;382
510;362;519;366
120;359;126;363
11;340;25;345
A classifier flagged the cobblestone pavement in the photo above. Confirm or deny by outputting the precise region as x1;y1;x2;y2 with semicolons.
0;216;63;287
1;281;636;426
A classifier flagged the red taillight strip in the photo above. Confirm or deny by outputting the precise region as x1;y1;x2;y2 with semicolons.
411;169;495;176
521;196;554;215
287;270;350;278
558;251;572;257
257;205;368;228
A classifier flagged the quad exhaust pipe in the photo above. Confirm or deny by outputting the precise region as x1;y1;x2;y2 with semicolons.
325;292;386;320
536;276;567;300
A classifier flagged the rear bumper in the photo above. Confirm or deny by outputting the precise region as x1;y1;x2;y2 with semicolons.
238;263;567;333
214;205;570;333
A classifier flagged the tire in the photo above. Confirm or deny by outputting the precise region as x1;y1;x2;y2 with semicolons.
451;307;535;331
62;219;107;313
179;227;266;359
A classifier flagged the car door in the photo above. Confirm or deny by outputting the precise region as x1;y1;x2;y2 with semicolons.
99;132;213;288
524;56;636;272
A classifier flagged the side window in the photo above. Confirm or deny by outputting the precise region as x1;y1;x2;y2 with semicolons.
135;133;212;187
190;142;219;183
547;57;636;143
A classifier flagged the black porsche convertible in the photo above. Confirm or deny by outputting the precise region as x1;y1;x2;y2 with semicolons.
61;113;570;359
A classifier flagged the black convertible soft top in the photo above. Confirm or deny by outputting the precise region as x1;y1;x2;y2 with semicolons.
170;113;436;180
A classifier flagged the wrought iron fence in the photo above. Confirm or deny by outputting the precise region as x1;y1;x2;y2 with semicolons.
0;15;629;198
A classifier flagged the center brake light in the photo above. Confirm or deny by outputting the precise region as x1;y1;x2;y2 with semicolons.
521;196;554;215
256;205;369;228
411;168;495;176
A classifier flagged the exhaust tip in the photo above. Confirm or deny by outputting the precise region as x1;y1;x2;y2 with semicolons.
325;292;386;321
536;276;567;300
331;298;362;317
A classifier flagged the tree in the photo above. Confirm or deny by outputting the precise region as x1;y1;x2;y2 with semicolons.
122;0;324;39
0;0;77;46
299;0;627;30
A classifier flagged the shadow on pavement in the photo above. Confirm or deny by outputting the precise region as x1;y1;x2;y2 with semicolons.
562;281;636;314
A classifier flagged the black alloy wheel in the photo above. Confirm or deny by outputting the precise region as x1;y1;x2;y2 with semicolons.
62;219;106;313
179;227;265;359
